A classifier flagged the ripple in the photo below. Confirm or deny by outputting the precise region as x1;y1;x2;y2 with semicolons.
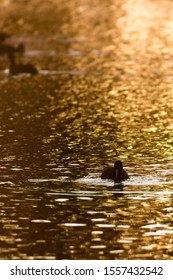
90;245;106;249
145;230;173;236
28;179;59;183
91;231;103;235
39;70;87;75
31;220;52;223
63;223;86;227
142;223;167;229
54;198;69;202
77;196;93;201
76;174;173;187
95;224;115;228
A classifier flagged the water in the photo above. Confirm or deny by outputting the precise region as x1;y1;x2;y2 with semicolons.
0;0;173;259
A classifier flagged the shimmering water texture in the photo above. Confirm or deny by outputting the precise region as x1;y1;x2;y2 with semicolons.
1;0;173;260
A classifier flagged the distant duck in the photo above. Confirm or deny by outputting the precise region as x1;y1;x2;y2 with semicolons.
101;160;129;182
0;32;11;43
0;43;25;56
8;53;38;76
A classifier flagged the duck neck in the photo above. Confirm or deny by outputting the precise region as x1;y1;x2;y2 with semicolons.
114;168;123;181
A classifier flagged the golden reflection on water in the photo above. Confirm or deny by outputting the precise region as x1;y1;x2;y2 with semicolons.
1;0;173;260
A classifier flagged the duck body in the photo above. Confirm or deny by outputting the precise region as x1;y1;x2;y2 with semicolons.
8;53;38;75
10;63;38;75
101;160;129;182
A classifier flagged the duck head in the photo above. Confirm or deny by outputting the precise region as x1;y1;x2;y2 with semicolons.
114;160;123;181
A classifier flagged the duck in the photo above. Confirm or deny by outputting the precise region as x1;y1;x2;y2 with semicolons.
101;160;129;182
0;32;11;43
8;53;38;75
0;43;25;56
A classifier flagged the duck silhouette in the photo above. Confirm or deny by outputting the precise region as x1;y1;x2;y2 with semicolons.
0;43;25;56
101;160;129;182
8;53;38;75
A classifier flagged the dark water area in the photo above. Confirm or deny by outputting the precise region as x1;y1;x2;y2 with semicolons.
1;0;173;260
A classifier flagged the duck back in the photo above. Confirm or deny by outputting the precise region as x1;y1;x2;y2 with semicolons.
10;63;38;75
101;166;114;179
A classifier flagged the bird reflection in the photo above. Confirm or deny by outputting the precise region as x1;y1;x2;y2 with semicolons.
114;183;124;190
113;183;124;198
0;32;10;43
